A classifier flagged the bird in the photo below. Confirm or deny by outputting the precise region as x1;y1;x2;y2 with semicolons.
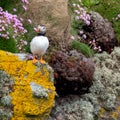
30;25;49;64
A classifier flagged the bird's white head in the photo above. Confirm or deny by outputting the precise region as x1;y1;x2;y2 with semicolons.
34;25;46;35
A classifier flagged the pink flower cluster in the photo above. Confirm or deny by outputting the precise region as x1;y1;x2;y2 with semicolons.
89;39;102;52
21;0;29;11
0;7;28;51
73;2;91;26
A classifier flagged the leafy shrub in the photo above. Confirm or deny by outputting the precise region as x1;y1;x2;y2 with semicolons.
71;40;94;57
0;37;17;53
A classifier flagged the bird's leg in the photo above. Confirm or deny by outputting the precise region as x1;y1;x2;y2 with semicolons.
32;55;39;64
40;56;46;64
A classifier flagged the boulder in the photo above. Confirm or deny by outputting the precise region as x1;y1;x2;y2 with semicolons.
0;50;55;120
49;50;95;95
86;11;118;53
24;0;70;47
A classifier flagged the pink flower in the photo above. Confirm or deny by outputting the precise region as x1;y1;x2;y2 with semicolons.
70;35;75;40
98;48;102;52
93;39;95;43
23;41;28;45
20;17;24;22
73;4;76;7
13;8;17;12
27;19;32;24
89;41;92;44
94;46;98;50
22;5;27;11
75;16;79;20
117;14;120;18
82;34;87;39
79;30;84;35
21;0;29;4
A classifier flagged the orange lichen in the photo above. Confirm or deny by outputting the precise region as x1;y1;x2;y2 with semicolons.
0;50;55;120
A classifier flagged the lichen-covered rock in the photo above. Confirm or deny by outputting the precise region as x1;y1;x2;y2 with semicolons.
48;47;120;120
49;50;95;95
0;50;55;120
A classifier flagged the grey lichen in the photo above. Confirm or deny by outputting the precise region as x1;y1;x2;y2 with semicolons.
34;62;54;82
1;95;12;106
30;82;49;98
48;47;120;120
0;70;14;120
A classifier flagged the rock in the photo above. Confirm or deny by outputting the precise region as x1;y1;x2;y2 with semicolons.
25;0;70;47
0;50;55;120
87;11;118;53
48;47;120;120
49;50;95;95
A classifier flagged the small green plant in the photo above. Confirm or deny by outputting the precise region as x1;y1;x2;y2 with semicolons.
82;0;100;8
71;40;94;57
0;37;17;53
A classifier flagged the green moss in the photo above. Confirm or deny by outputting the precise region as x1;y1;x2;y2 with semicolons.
71;40;94;57
82;0;100;8
0;37;17;53
0;0;21;14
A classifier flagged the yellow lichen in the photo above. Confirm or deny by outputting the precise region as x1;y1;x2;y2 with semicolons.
99;108;105;118
0;50;55;120
117;106;120;112
111;112;119;119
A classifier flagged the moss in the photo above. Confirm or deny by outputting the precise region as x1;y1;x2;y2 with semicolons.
0;50;55;120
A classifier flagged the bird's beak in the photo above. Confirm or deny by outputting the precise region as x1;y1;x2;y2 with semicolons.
34;28;41;33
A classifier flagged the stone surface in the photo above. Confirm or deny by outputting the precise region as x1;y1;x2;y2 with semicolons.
24;0;71;47
0;50;55;120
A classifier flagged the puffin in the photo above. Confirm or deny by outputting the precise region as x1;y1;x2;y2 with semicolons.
30;25;49;64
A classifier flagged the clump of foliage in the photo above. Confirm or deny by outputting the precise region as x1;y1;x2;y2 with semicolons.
0;0;35;53
0;38;17;53
89;0;120;42
82;0;100;8
71;40;94;57
0;7;27;52
49;50;95;95
69;0;101;54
